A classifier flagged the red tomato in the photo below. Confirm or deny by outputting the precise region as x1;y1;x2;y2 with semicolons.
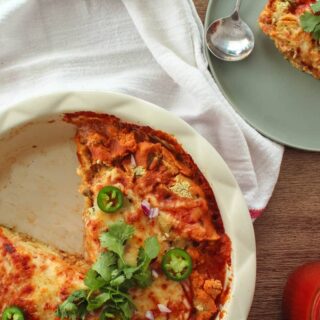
283;262;320;320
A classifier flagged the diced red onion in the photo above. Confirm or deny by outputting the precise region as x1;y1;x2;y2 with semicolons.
158;304;172;313
152;270;159;278
130;154;137;168
141;199;159;219
149;207;159;218
145;311;154;320
141;199;151;216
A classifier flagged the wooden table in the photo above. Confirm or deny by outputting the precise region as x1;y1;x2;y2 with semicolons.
194;1;320;319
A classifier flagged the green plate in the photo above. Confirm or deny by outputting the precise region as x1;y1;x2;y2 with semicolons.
205;0;320;151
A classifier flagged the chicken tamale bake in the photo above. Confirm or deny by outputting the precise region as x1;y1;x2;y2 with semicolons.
0;112;231;320
259;0;320;79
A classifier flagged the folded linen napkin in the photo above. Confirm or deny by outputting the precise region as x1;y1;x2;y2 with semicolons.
0;0;283;218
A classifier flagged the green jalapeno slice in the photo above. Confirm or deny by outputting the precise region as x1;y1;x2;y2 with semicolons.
161;248;193;281
2;306;25;320
97;186;124;213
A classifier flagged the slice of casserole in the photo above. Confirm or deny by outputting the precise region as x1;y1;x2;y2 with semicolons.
259;0;320;79
65;112;231;320
0;226;88;320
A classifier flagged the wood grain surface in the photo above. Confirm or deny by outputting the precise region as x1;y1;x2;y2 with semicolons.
194;1;320;319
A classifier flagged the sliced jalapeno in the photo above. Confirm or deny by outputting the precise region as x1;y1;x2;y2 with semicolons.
97;186;124;213
2;306;25;320
161;248;193;281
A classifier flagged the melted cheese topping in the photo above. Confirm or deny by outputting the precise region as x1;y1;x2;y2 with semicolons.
0;227;87;320
259;0;320;79
65;112;231;320
131;277;191;320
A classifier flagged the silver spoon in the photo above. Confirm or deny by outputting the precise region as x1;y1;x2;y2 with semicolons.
205;0;255;61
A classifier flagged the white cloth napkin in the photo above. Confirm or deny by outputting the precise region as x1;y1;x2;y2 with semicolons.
0;0;283;218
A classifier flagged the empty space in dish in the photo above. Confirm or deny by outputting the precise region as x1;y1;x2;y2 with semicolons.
0;116;84;253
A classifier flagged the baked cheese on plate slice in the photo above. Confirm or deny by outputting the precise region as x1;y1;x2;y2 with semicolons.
259;0;320;79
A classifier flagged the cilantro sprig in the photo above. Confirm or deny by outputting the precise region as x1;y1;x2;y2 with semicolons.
56;221;160;320
300;0;320;40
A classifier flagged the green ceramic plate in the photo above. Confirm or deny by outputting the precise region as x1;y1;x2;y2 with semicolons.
205;0;320;151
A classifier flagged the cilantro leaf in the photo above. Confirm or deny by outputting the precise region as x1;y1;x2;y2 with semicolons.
122;266;138;280
300;5;320;40
110;274;126;287
57;223;159;319
144;236;160;260
100;221;135;263
133;248;153;288
56;301;78;320
99;309;116;319
66;290;88;303
313;23;320;40
56;290;88;320
84;269;106;290
119;301;134;319
99;299;134;320
117;278;136;291
131;237;159;288
92;252;116;282
311;0;320;13
106;220;135;244
109;289;134;305
87;292;111;312
99;307;117;320
300;12;320;32
136;236;159;270
100;233;125;261
121;235;159;280
133;268;153;288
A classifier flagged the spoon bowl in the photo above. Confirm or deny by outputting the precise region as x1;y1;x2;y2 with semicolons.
205;2;255;62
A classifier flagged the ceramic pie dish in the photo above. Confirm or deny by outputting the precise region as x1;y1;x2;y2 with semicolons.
0;91;256;319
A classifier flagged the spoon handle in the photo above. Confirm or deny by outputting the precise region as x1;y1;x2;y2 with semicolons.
234;0;241;13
